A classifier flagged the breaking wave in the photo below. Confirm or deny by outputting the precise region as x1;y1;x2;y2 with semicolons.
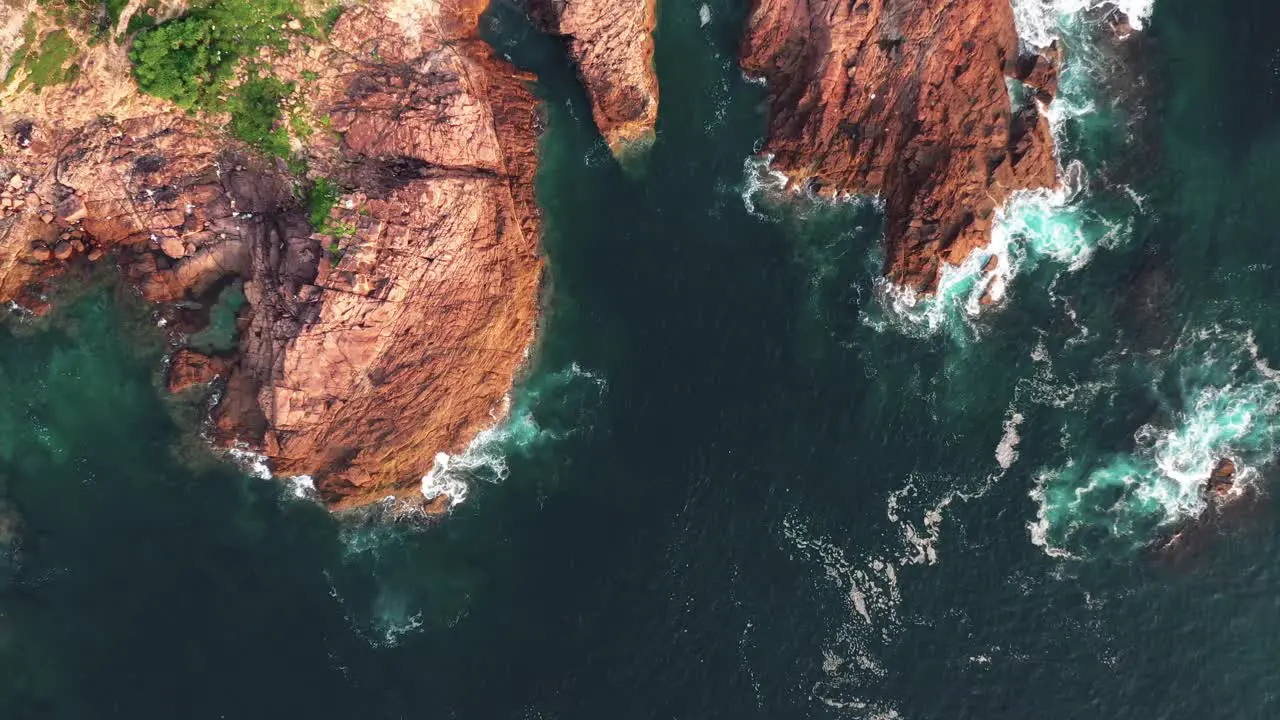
419;361;608;509
1013;0;1155;50
1029;325;1280;556
864;2;1143;341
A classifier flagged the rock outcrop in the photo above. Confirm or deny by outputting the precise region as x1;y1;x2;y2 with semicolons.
217;5;544;509
741;0;1060;291
0;0;543;511
528;0;658;154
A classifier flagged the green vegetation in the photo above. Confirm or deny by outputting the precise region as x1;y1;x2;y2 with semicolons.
125;10;157;34
304;177;357;262
7;27;80;92
320;4;344;33
127;0;336;163
106;0;130;26
129;16;231;109
305;177;341;230
227;75;293;156
3;17;36;86
289;111;314;140
128;0;301;109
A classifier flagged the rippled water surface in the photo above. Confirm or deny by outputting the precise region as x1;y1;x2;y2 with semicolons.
3;0;1279;717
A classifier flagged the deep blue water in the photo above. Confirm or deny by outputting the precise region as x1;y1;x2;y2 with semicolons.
4;0;1280;718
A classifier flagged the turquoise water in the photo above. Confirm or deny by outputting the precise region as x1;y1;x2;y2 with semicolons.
4;0;1280;717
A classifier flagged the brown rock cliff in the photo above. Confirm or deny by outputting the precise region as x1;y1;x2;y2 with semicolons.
741;0;1061;291
528;0;659;154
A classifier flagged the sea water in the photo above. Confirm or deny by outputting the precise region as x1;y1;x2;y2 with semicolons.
2;0;1279;717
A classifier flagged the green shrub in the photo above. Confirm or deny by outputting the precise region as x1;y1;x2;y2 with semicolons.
305;177;341;230
128;0;321;160
129;16;229;109
129;0;299;111
227;76;293;157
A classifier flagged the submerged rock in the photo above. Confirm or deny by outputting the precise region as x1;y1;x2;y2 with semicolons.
167;349;231;394
1206;457;1237;498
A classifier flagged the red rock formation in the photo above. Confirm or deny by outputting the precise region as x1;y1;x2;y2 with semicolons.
741;0;1060;291
0;0;544;511
1207;457;1236;498
528;0;658;154
212;5;544;509
168;349;231;394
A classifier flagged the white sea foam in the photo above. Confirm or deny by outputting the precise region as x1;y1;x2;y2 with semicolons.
421;451;474;509
740;154;790;217
996;409;1025;470
5;301;33;320
226;445;272;480
699;3;711;27
1029;326;1280;555
784;465;1011;712
1012;0;1154;51
865;0;1148;340
286;474;316;499
419;361;608;510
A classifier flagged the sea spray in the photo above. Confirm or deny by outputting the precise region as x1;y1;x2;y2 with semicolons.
1012;0;1155;51
740;154;791;218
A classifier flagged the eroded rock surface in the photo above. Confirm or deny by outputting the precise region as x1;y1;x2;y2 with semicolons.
529;0;658;154
741;0;1060;291
219;5;544;509
0;0;543;511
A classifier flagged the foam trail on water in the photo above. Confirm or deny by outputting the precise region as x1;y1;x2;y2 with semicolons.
785;468;1002;712
996;409;1025;470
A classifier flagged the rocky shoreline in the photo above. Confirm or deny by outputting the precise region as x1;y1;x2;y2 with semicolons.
1;0;1089;512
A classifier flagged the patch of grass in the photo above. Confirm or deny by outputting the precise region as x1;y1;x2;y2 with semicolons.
19;28;79;92
227;75;293;157
3;17;36;86
289;111;313;140
106;0;130;26
305;176;358;261
300;69;319;82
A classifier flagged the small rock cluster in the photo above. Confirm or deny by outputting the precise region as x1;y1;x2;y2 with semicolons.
0;173;37;218
4;173;103;264
29;227;101;264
